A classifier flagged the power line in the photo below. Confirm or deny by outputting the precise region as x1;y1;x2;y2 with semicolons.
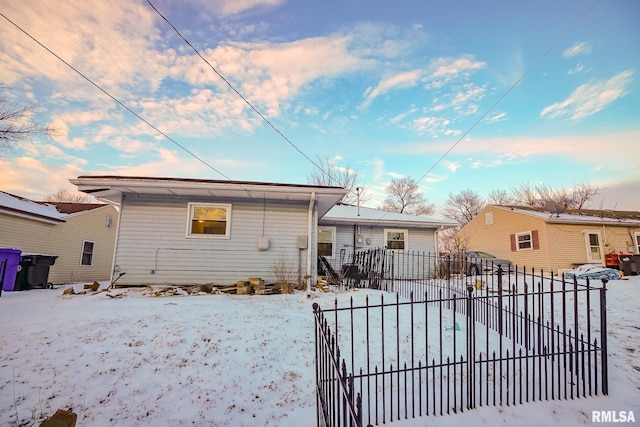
0;11;233;181
144;0;338;185
415;0;601;187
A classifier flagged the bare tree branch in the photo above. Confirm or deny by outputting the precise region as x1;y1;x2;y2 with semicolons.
307;155;369;204
441;189;485;226
380;177;435;216
43;189;89;203
1;83;56;154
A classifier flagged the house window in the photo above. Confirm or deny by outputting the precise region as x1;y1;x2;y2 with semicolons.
385;229;408;250
317;227;336;258
485;211;494;225
584;231;603;263
187;203;231;238
81;241;94;266
635;233;640;253
516;232;532;250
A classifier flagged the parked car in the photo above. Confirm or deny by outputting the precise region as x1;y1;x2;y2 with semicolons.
444;251;513;275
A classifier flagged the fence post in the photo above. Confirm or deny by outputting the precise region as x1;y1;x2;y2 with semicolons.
599;279;608;395
466;285;475;409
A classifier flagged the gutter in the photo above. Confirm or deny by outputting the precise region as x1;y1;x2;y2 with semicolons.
307;192;316;297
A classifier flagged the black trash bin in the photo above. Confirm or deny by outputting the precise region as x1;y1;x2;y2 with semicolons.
619;254;637;276
14;254;58;290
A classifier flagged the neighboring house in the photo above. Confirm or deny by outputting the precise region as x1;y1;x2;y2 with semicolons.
318;204;458;273
0;191;119;284
456;205;640;273
70;176;348;287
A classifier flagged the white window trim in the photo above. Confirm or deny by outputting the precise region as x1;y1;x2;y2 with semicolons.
635;232;640;253
384;228;408;251
186;203;231;239
317;226;336;259
80;240;94;266
583;230;604;263
516;231;533;251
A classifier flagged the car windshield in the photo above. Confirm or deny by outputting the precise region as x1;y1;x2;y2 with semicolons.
474;251;497;259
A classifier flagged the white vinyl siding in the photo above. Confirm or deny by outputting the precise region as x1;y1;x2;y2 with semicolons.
113;195;312;286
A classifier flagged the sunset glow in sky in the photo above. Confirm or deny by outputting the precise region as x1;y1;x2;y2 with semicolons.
1;0;638;212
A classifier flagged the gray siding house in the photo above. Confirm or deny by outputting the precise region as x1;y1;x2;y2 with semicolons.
71;176;347;287
318;204;458;273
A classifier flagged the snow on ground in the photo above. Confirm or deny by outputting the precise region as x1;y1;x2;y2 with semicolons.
0;276;639;427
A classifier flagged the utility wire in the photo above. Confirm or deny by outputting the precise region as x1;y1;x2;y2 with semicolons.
145;0;338;185
415;0;601;187
0;11;233;181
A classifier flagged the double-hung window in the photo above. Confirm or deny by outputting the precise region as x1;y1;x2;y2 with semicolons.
81;241;94;266
317;227;336;258
187;203;231;238
385;229;408;250
516;231;532;250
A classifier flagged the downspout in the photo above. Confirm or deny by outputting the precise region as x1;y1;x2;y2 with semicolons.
97;194;123;289
434;225;445;256
306;192;316;297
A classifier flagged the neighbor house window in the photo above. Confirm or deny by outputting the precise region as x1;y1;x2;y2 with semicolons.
584;231;603;263
81;241;94;266
187;203;231;238
317;227;336;258
635;233;640;253
516;231;532;250
385;229;407;250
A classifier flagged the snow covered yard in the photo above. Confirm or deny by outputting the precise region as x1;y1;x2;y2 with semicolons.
1;276;639;427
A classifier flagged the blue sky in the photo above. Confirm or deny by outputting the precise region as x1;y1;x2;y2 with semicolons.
1;0;638;213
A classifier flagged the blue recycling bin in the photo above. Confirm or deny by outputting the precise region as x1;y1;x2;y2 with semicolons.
0;248;22;292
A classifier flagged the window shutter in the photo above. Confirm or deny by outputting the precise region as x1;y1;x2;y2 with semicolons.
510;234;516;252
532;229;540;250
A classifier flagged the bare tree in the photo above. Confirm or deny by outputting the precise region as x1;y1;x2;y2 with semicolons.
380;177;435;216
307;155;368;204
511;181;599;209
487;189;513;205
571;182;599;209
44;189;89;203
441;189;485;227
510;182;540;207
1;83;55;153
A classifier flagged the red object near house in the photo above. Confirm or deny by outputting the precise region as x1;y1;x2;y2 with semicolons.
605;252;620;268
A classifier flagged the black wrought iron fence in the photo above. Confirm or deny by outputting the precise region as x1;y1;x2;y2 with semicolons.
313;259;608;427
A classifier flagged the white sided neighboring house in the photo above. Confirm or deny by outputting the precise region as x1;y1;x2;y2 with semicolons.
318;203;459;275
70;175;348;287
0;191;118;286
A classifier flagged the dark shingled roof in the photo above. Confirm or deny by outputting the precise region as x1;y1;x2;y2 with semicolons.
37;202;108;214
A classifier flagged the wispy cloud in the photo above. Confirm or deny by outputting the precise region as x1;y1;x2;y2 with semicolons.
426;55;486;89
362;70;422;107
562;42;592;58
568;63;586;75
190;0;285;16
540;70;633;120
